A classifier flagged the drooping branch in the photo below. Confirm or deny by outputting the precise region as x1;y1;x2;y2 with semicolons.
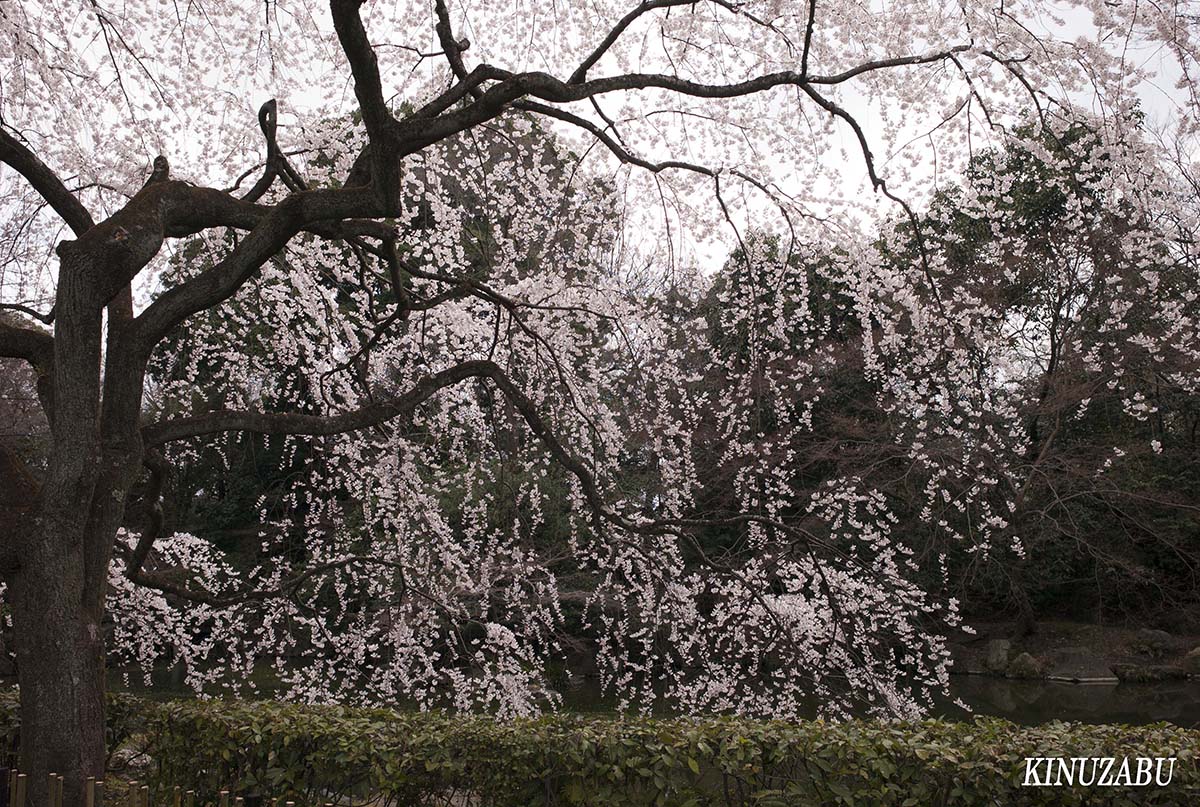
798;82;947;311
142;359;502;446
0;303;54;326
122;546;417;609
390;44;974;164
135;354;871;655
514;100;717;176
568;0;701;84
0;128;95;236
807;46;971;85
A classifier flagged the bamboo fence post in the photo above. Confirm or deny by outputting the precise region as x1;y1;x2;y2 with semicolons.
218;790;228;807
140;785;149;807
85;777;96;807
172;786;181;807
126;781;138;807
95;780;105;807
182;792;193;807
11;773;22;807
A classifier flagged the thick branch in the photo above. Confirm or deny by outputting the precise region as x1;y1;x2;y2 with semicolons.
130;185;383;350
241;100;282;203
433;0;475;88
511;46;972;102
143;359;499;445
393;46;972;157
0;315;54;367
808;46;970;84
0;128;95;236
137;358;829;614
330;0;395;145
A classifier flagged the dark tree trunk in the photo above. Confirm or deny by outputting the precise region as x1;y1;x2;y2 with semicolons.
9;425;139;806
5;239;144;806
10;541;106;805
1009;567;1038;639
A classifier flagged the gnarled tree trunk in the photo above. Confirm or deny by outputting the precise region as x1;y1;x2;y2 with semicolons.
10;544;107;803
3;221;148;806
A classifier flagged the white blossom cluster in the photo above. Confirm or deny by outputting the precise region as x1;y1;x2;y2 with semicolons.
0;0;1196;720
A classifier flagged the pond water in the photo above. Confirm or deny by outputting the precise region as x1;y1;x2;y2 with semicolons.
939;674;1200;728
107;667;1200;728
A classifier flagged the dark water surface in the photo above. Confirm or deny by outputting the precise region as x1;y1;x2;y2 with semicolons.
939;674;1200;728
110;666;1200;727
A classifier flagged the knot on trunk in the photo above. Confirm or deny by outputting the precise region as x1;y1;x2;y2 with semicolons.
141;155;170;189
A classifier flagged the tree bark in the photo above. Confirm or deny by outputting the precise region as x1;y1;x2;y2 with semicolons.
5;242;132;806
10;538;106;806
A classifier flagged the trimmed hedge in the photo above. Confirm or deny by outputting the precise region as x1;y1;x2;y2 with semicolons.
2;690;1199;805
142;699;1200;806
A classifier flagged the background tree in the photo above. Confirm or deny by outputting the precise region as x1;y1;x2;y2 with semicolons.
920;120;1200;632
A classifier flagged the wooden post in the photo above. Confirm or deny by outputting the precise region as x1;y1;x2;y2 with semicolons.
172;786;181;807
127;781;138;807
95;780;105;807
13;773;24;807
86;777;96;807
218;790;228;807
183;791;194;807
140;785;149;807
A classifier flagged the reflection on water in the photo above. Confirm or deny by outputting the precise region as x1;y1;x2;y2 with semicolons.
558;676;1200;727
940;675;1200;728
107;666;1200;728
